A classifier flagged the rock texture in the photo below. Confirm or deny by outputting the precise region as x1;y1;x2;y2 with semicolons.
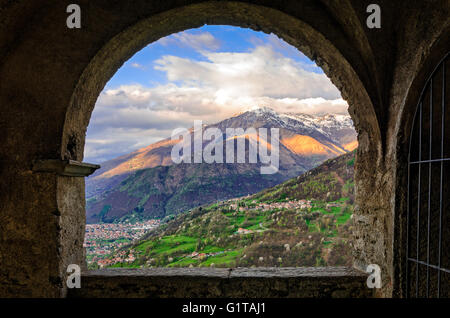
0;0;448;297
68;267;372;298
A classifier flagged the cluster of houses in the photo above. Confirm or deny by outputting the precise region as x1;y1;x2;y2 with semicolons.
227;199;313;212
188;250;225;260
92;250;137;268
84;219;160;267
236;227;253;235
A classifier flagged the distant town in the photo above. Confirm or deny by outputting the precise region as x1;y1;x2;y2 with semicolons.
84;219;160;268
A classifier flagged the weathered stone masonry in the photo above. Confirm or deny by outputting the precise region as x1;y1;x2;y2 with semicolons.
0;0;448;297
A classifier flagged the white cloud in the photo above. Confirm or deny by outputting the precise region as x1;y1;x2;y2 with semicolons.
85;43;348;163
154;46;341;100
159;31;221;51
130;62;146;70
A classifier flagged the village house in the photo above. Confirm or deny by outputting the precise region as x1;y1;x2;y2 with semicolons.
236;228;253;235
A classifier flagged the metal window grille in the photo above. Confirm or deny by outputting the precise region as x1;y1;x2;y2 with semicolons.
406;52;449;298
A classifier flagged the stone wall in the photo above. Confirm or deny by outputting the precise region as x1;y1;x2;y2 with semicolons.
68;268;372;298
0;0;448;297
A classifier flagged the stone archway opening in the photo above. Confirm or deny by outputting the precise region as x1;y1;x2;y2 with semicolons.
82;23;361;270
2;0;420;298
58;2;383;297
0;0;448;300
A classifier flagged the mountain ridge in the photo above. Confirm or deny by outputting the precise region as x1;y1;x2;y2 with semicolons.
86;108;356;223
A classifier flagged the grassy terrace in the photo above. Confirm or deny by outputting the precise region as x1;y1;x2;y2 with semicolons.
106;197;353;268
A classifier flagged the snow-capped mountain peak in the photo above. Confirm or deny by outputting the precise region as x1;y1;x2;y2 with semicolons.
248;105;278;115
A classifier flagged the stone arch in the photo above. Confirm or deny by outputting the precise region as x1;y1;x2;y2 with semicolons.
7;0;447;298
57;0;384;290
61;3;385;280
61;1;380;163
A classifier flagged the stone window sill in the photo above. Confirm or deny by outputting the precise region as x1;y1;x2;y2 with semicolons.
68;267;372;298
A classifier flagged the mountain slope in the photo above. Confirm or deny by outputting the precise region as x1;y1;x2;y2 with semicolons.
87;162;290;223
86;108;356;223
96;151;356;269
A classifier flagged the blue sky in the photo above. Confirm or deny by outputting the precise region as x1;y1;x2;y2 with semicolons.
85;25;347;163
105;25;323;89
